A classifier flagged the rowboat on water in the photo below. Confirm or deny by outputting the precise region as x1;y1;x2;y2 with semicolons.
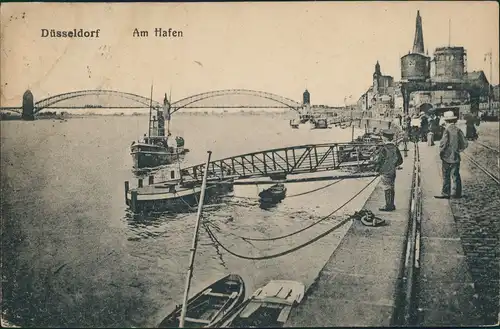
158;274;246;328
258;183;287;203
217;280;305;328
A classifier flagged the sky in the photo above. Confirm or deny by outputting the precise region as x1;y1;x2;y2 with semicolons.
1;1;498;107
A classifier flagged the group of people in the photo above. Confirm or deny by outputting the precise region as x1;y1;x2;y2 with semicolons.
372;109;471;211
405;111;444;143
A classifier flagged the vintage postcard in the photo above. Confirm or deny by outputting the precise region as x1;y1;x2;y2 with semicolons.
1;1;499;328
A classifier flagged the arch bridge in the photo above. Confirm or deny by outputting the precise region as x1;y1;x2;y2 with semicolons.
170;89;302;113
31;88;303;114
33;90;164;114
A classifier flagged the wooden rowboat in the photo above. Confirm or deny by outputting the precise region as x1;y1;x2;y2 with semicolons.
158;274;245;328
217;280;305;328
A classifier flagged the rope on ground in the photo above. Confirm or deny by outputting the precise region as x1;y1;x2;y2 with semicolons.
351;209;386;227
202;216;353;261
206;175;379;242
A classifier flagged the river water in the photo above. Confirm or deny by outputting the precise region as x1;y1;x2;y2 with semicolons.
1;114;378;328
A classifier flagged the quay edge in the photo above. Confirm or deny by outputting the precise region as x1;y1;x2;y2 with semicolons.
286;143;415;327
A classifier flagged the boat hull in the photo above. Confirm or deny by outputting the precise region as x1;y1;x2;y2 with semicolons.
158;274;246;328
126;181;233;213
131;143;185;169
217;280;305;328
131;150;180;169
258;184;287;203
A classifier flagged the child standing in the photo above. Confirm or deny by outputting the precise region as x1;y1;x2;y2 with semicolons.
373;129;404;211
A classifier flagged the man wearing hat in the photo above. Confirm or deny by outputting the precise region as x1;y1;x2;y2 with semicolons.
435;111;468;199
373;129;404;211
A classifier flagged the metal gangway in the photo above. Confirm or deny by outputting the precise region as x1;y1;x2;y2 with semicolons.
177;142;379;183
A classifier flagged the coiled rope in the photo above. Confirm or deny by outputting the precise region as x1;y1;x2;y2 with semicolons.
206;175;379;242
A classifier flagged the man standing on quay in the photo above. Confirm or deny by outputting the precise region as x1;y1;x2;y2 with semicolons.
435;111;468;199
373;129;404;211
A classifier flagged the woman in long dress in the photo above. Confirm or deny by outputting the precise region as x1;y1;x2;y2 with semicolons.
465;113;480;140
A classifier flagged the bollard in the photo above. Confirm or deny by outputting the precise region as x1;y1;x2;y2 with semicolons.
149;175;154;185
131;190;138;213
138;178;143;188
124;181;129;205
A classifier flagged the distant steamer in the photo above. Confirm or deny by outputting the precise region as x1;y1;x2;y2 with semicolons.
130;91;188;171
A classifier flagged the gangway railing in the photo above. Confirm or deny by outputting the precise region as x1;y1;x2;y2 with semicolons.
177;142;380;182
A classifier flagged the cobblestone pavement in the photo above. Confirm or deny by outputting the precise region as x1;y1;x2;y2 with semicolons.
450;122;499;324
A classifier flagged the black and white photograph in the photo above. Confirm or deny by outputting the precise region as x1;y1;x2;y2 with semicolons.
1;1;499;327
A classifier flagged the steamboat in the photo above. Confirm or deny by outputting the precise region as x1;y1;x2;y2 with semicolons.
131;91;188;170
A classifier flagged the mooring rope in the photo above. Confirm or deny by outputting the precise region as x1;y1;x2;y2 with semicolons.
202;216;353;261
206;175;379;242
227;156;374;201
228;178;344;200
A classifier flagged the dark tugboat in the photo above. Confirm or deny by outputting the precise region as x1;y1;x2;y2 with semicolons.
259;183;287;204
131;91;188;170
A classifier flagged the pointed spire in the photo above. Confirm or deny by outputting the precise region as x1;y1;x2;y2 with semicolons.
412;10;425;54
375;61;381;75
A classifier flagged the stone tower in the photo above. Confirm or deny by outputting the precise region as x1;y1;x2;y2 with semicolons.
373;61;381;93
22;90;35;120
412;10;425;54
303;89;310;105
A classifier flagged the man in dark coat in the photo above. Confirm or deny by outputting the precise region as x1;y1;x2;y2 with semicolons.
420;114;429;142
373;129;404;211
435;111;468;199
465;112;480;140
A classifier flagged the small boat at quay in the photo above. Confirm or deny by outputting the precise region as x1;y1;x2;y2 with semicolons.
311;117;328;129
258;183;286;203
216;280;305;328
289;119;300;129
131;90;188;170
337;131;383;163
158;274;246;328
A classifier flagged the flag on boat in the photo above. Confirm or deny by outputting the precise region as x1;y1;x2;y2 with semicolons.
163;93;171;121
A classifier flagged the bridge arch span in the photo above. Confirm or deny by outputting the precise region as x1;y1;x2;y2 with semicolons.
34;90;162;113
170;89;303;113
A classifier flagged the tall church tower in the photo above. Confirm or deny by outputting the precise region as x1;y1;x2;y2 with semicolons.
412;10;425;54
373;61;381;93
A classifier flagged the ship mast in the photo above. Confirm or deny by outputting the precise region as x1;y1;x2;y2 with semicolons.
148;84;153;138
167;87;172;135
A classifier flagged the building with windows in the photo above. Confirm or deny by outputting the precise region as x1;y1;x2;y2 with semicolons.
357;10;494;118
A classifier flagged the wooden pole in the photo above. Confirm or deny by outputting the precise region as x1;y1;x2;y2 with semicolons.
351;108;355;142
179;151;213;328
124;181;129;205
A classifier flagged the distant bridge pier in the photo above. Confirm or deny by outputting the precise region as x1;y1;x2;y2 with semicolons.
22;90;35;120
